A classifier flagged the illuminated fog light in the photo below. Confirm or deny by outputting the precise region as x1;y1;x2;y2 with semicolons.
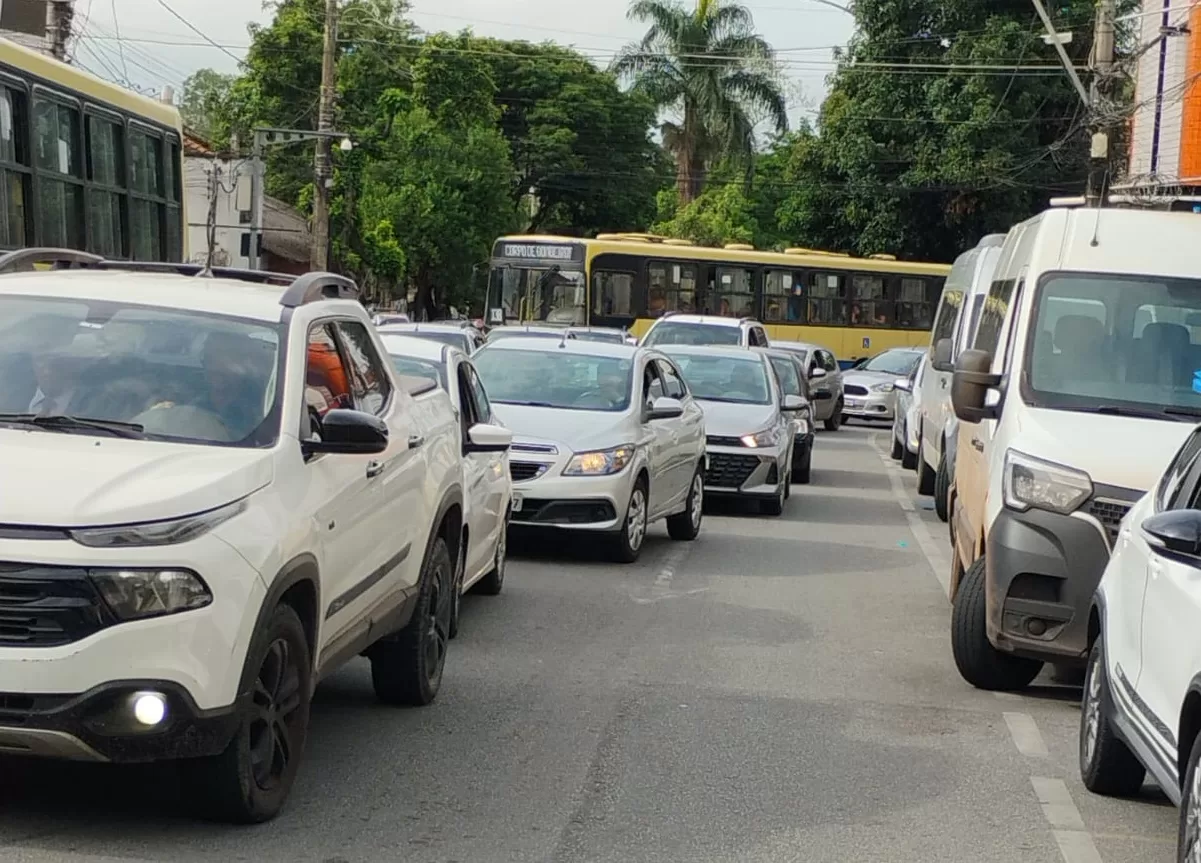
133;692;167;726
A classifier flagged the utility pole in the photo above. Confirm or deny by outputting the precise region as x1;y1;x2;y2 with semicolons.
311;0;339;272
45;0;74;62
204;161;221;273
1087;0;1117;206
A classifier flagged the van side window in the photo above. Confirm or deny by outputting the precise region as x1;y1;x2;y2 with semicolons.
973;278;1019;357
929;290;964;356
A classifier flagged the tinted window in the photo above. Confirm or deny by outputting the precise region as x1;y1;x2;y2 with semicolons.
862;350;920;376
475;347;633;412
822;351;838;372
663;352;771;405
769;355;802;396
1160;430;1201;511
335;321;391;415
930;289;964;354
387;353;445;389
657;360;686;399
592;271;634;317
466;364;492;422
644;321;741;347
973;278;1018;356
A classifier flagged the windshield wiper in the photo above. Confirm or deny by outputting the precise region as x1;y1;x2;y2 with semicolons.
698;397;758;405
494;400;560;408
1163;406;1201;419
1084;405;1185;421
0;413;145;439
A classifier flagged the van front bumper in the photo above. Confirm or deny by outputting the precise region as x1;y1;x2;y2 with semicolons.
984;497;1134;665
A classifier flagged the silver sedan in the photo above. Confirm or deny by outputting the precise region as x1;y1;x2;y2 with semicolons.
841;347;924;423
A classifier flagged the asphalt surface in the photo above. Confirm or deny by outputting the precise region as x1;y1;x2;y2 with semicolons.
0;425;1179;862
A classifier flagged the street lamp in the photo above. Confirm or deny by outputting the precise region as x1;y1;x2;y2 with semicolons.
247;126;352;271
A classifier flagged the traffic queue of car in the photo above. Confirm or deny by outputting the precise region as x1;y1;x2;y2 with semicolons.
884;205;1201;860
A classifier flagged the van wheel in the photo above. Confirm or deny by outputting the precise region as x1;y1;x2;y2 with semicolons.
184;604;312;824
1080;640;1146;796
1178;732;1201;861
667;468;704;541
934;451;951;522
951;558;1043;691
917;438;937;495
825;402;842;431
371;536;452;706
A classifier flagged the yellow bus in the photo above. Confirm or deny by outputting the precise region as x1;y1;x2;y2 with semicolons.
0;37;186;261
485;233;951;363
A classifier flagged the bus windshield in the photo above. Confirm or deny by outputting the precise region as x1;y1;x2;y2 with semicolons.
488;266;586;326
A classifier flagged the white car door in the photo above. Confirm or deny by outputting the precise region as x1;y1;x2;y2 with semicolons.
457;358;506;585
641;359;677;516
654;357;698;505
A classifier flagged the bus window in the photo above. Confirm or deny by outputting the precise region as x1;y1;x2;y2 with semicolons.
809;272;847;325
165;137;182;260
33;94;84;249
715;266;754;317
592;271;634;316
129;128;164;261
86;114;124;258
851;273;890;327
898;277;937;329
0;85;29;248
764;270;805;323
648;262;697;316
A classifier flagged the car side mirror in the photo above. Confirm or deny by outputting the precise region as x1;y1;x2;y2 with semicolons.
466;422;512;453
932;337;954;372
782;394;806;412
951;349;1002;423
810;367;827;380
647;396;684;420
1142;509;1201;558
894;377;913;393
302;409;389;456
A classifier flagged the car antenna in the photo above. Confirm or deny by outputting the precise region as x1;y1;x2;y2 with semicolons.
558;329;569;349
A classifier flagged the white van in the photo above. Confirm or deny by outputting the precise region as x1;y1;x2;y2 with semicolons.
948;206;1201;691
912;235;1006;520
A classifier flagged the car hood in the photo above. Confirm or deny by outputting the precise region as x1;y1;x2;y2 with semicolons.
1012;407;1195;493
0;428;274;527
844;370;901;389
490;403;637;452
696;400;777;437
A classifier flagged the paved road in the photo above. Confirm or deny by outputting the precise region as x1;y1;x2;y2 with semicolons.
0;426;1178;863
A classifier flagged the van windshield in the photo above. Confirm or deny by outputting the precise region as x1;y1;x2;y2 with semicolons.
1024;273;1201;419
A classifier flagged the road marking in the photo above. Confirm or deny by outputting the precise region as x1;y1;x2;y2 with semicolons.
1031;777;1085;829
868;434;950;596
1051;830;1105;863
994;691;1024;701
1005;712;1050;758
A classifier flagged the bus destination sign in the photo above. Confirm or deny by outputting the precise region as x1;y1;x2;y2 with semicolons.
496;242;581;263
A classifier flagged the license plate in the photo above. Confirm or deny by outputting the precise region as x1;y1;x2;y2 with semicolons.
846;398;863;408
512;493;524;513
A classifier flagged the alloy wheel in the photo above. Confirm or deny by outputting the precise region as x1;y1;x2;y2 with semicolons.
689;474;704;530
1187;762;1201;862
423;557;452;687
248;638;304;793
627;487;647;552
1082;648;1102;769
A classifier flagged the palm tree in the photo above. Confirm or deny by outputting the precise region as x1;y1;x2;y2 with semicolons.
612;0;788;204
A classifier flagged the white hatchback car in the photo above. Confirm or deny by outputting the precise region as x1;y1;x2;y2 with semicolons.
0;250;505;823
378;333;512;636
473;337;708;562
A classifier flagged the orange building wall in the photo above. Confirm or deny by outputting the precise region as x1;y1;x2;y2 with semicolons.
1178;5;1201;180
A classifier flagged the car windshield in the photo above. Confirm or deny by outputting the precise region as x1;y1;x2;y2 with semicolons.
664;352;771;405
862;350;921;376
0;296;283;447
1024;273;1201;418
475;347;633;412
386;354;445;390
644;322;741;347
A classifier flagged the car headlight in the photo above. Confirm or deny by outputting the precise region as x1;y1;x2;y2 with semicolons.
89;568;212;621
69;499;248;548
563;444;636;476
1003;449;1092;515
740;428;780;448
872;382;895;393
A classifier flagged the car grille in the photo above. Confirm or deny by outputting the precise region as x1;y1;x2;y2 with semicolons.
0;564;111;648
706;435;744;448
705;453;760;488
509;461;548;482
844;384;869;396
1087;499;1133;544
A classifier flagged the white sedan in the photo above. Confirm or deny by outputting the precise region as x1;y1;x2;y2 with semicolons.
379;333;512;638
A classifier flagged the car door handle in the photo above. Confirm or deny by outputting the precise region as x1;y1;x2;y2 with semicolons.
366;460;385;478
408;435;424;449
971;437;984;452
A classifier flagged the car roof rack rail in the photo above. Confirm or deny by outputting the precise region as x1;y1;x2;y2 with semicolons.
279;272;360;308
0;248;104;274
92;260;296;285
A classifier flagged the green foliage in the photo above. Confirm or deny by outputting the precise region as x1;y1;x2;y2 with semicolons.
613;0;788;203
775;0;1100;261
652;182;758;247
178;69;236;142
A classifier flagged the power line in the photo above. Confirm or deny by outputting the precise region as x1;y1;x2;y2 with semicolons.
152;0;244;66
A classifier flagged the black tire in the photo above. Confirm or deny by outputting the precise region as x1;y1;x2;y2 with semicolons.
917;437;936;495
609;478;649;563
795;444;812;485
476;515;508;596
951;558;1043;691
184;603;312;824
839;413;849;426
448;545;464;640
1080;640;1146;797
1178;732;1201;861
667;468;704;541
934;450;951;522
371;536;452;706
825;400;843;431
890;431;903;460
901;443;917;470
759;480;786;516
